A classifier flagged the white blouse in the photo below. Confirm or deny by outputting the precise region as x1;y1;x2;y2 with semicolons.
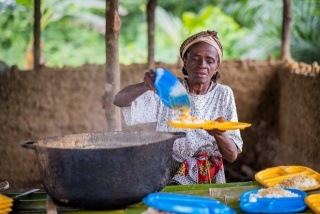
122;82;243;184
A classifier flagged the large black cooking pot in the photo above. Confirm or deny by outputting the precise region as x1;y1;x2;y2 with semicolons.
21;131;185;210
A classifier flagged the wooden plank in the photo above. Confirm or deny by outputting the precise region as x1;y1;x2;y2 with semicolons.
46;195;58;214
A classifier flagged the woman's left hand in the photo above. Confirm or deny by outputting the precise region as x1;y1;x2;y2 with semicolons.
205;117;238;162
206;117;226;135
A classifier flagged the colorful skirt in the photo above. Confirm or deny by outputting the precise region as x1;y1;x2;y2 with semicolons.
171;152;223;185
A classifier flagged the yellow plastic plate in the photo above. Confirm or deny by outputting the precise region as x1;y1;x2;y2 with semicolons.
0;203;12;209
305;194;320;214
0;207;12;214
167;120;251;131
255;166;320;191
0;194;13;204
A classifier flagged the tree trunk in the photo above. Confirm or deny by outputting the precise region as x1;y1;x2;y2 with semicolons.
103;0;122;131
147;0;157;70
33;0;41;71
281;0;292;61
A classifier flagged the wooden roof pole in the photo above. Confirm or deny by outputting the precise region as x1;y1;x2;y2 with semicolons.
147;0;157;70
281;0;292;61
103;0;122;131
33;0;41;71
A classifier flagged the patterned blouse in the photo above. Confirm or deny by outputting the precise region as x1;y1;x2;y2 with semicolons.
121;79;243;184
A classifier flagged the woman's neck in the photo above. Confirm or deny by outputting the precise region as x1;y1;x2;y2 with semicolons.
187;80;215;95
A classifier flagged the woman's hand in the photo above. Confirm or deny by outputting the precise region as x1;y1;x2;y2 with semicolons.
113;70;157;107
143;70;157;93
206;117;226;135
215;116;225;123
206;117;238;162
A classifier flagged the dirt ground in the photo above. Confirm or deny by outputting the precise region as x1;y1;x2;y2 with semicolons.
0;60;319;191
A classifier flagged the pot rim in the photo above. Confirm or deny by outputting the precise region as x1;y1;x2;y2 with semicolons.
21;131;186;150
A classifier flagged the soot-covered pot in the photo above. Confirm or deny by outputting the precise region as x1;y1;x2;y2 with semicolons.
21;131;185;210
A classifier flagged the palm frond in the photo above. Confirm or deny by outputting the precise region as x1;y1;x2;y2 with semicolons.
155;6;182;45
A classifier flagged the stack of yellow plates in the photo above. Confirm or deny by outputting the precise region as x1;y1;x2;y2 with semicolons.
255;165;320;191
305;194;320;214
0;194;13;214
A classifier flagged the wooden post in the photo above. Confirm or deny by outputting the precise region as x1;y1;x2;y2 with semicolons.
103;0;122;131
147;0;157;70
281;0;292;61
33;0;41;71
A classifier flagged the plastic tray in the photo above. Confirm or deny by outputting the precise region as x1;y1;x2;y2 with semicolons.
154;68;190;109
167;120;251;131
305;194;320;214
0;194;13;214
143;192;236;214
255;166;320;191
240;188;307;213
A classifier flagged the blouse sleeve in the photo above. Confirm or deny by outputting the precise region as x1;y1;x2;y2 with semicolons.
121;90;161;125
222;87;244;153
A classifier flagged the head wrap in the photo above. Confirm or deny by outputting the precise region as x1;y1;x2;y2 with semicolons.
180;30;223;63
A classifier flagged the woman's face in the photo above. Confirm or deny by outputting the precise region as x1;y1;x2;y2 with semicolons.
183;42;220;84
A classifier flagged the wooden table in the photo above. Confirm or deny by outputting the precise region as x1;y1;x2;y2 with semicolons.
5;181;316;213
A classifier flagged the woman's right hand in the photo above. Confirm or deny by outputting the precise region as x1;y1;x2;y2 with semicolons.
113;70;157;107
143;70;157;93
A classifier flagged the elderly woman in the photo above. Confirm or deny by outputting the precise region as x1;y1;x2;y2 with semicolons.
113;30;243;185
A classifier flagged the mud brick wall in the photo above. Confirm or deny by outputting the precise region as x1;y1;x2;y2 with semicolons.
0;60;319;190
278;70;320;172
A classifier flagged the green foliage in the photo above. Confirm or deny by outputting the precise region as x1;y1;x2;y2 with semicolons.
15;0;32;7
180;5;248;60
217;0;320;63
43;22;106;67
1;0;108;68
217;0;284;60
117;1;148;64
0;9;31;68
154;6;182;63
290;0;320;64
153;5;248;63
159;0;214;17
119;23;148;65
0;0;319;69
